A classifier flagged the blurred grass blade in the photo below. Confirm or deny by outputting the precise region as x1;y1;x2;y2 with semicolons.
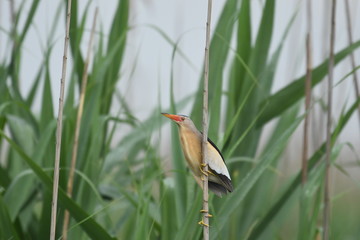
40;51;54;132
0;165;11;188
25;64;44;106
226;0;251;127
191;0;238;137
258;39;360;126
210;116;302;239
160;180;178;240
145;24;198;72
0;130;116;240
169;52;187;226
249;98;360;239
235;104;300;238
17;0;40;48
230;0;275;157
68;0;84;80
297;144;342;240
174;192;202;240
102;0;129;113
9;0;40;75
0;194;21;240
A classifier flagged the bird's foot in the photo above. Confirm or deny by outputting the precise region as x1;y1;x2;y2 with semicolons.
199;166;208;176
200;163;215;177
198;220;209;227
201;175;210;181
200;209;213;218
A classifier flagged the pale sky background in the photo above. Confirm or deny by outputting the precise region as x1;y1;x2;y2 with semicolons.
1;1;360;182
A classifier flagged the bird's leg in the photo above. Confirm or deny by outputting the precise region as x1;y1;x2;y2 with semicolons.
200;209;213;218
201;163;215;176
198;220;209;227
198;210;212;226
199;164;213;226
207;169;215;176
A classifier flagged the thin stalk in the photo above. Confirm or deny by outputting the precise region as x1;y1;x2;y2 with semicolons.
344;0;360;123
9;0;15;25
0;1;1;55
302;0;313;185
61;8;98;240
201;0;212;239
9;0;16;66
312;1;330;151
50;0;72;239
323;0;336;239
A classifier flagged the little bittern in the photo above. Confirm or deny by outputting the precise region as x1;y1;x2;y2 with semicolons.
162;113;233;197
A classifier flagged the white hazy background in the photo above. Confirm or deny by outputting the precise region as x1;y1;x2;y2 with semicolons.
1;1;359;187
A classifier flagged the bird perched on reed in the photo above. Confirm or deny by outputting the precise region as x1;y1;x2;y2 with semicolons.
162;113;233;197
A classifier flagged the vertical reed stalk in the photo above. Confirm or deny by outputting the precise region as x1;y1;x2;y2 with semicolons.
344;0;360;122
302;0;313;185
9;0;16;59
50;0;72;239
61;8;98;240
323;0;336;239
9;0;15;26
201;0;212;239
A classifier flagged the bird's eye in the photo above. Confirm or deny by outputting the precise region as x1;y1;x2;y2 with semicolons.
181;117;185;121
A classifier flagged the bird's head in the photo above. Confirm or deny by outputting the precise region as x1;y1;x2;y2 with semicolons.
161;113;192;127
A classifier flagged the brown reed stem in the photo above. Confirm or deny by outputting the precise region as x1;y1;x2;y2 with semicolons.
61;8;98;240
201;0;212;239
344;0;360;123
302;0;313;185
50;0;72;239
323;0;336;239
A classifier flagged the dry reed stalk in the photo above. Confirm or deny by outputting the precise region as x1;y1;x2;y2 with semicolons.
344;0;360;122
9;0;15;25
323;0;336;239
50;0;72;239
61;8;98;240
201;0;212;239
302;0;313;185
